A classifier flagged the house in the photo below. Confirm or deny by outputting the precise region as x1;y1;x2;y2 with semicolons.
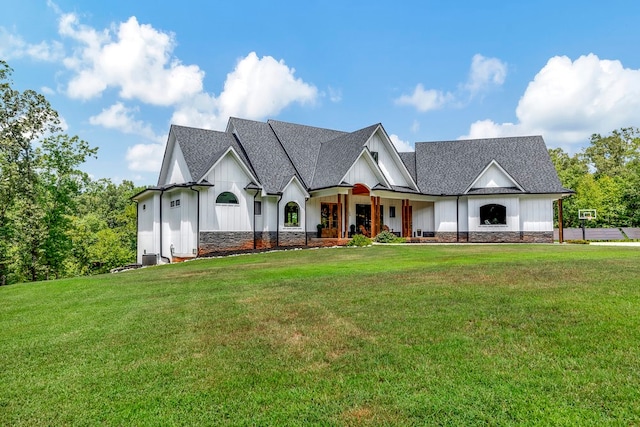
132;117;572;264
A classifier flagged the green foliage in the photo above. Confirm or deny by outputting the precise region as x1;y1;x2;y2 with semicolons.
374;230;405;243
551;127;640;228
0;60;140;284
1;245;640;425
347;234;371;246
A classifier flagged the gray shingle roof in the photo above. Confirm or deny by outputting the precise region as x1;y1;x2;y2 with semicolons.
398;152;416;183
228;118;298;194
311;124;381;190
268;120;346;187
414;135;567;195
169;124;248;183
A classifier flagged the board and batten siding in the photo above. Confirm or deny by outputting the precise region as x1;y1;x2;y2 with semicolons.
164;190;197;256
467;196;520;232
136;193;160;263
343;155;381;190
200;152;254;232
434;199;458;232
366;131;412;188
412;201;435;234
471;163;516;189
280;179;306;231
520;197;554;231
164;144;191;185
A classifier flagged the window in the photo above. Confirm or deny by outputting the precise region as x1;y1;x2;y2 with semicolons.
142;204;146;211
371;151;379;163
480;204;506;225
171;199;181;208
216;191;238;204
254;201;262;215
284;202;300;227
389;206;396;218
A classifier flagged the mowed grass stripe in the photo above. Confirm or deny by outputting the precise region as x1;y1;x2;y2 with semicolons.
1;245;639;425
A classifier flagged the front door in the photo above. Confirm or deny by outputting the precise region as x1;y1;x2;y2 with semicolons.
321;203;338;237
355;204;371;236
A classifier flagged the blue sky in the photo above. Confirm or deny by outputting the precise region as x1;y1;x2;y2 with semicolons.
3;0;640;185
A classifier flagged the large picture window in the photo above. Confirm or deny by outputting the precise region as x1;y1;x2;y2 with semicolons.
480;204;506;225
216;191;238;204
284;202;300;227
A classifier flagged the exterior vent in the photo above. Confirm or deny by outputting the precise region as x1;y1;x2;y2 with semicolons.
142;254;158;266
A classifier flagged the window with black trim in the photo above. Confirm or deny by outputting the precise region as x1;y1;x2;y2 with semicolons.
371;151;379;163
284;202;300;227
171;199;180;208
389;206;396;218
216;191;239;204
254;201;262;215
480;204;506;225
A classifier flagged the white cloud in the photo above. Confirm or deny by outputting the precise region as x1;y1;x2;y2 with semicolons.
464;54;507;96
389;134;414;152
396;54;507;112
462;54;640;146
89;102;163;142
328;86;342;103
410;120;420;133
170;52;318;130
395;84;453;112
125;142;165;172
59;14;204;105
0;27;64;61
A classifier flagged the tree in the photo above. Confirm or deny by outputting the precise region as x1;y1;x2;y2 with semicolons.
584;128;640;179
0;61;97;284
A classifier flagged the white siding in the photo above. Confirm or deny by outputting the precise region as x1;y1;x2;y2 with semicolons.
343;155;381;188
384;199;403;233
472;163;516;189
280;179;306;231
164;144;191;185
468;196;520;232
136;193;160;263
412;201;434;234
458;197;469;232
166;190;198;256
520;197;554;231
434;199;458;232
262;196;278;232
366;131;411;187
200;152;253;231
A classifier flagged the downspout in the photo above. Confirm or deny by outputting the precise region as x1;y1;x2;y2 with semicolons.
189;185;201;257
253;190;259;250
276;193;283;248
456;195;460;243
304;197;308;246
159;189;171;264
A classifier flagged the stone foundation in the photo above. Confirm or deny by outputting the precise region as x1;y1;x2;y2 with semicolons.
195;229;553;258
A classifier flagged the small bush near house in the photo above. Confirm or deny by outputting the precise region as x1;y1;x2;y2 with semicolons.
347;234;372;246
566;239;590;244
374;230;405;243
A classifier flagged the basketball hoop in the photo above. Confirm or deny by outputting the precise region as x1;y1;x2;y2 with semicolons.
578;209;597;240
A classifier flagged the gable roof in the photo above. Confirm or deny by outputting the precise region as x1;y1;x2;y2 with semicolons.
311;124;381;190
414;135;567;195
268;119;346;187
227;118;299;194
168;124;248;183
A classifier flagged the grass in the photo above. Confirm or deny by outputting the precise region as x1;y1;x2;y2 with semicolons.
1;244;639;425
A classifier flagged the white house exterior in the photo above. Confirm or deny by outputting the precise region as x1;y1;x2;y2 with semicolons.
132;118;572;264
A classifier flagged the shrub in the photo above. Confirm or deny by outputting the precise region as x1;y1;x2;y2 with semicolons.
348;234;372;247
374;230;404;243
565;239;590;244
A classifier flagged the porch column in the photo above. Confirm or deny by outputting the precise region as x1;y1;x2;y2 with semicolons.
344;194;349;238
558;199;564;243
401;200;408;237
370;196;376;238
337;194;343;239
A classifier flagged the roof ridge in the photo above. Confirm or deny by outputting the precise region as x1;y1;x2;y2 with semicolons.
268;121;308;190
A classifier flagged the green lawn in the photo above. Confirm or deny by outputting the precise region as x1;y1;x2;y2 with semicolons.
1;244;639;425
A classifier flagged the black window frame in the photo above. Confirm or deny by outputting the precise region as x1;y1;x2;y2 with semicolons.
216;191;239;204
480;204;507;225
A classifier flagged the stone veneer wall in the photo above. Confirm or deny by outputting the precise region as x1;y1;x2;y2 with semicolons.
278;231;307;247
199;231;254;256
468;231;553;243
434;232;469;243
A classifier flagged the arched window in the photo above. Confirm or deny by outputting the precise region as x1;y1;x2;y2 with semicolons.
284;202;300;227
216;191;238;204
480;204;506;225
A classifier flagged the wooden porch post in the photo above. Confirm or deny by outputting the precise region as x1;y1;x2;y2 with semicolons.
370;196;376;238
558;198;564;243
337;194;343;240
344;194;349;238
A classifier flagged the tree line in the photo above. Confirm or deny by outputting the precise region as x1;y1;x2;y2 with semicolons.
1;61;142;285
550;127;640;228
